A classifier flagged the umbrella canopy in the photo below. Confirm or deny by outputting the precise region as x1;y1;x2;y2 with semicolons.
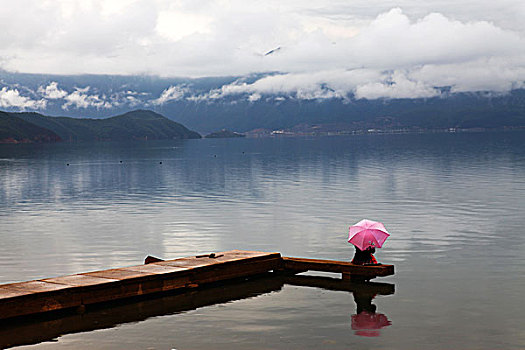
348;219;390;251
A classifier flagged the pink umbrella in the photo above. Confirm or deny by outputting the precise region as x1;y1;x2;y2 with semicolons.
348;219;390;251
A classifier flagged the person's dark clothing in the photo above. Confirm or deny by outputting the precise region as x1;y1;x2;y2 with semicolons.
351;246;378;265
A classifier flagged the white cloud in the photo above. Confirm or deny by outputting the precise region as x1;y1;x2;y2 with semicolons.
0;87;46;109
38;82;68;99
156;10;212;41
124;95;142;107
346;9;524;70
248;93;262;102
62;87;113;110
354;71;440;99
151;85;189;105
0;2;525;98
410;58;525;93
191;69;397;100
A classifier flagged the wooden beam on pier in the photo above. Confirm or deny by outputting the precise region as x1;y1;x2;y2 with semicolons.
280;257;394;280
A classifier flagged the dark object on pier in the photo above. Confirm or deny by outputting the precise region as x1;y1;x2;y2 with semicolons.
144;255;164;264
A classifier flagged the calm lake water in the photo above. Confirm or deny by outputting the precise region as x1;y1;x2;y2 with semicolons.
1;131;524;349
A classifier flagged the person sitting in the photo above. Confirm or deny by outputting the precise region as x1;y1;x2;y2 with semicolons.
351;246;379;265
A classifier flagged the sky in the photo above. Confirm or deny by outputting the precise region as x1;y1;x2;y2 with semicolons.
1;0;525;109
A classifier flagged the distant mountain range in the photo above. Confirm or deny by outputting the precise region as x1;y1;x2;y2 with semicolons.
163;89;525;133
0;110;200;143
1;71;525;135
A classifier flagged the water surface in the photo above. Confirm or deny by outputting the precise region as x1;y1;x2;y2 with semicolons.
0;131;524;349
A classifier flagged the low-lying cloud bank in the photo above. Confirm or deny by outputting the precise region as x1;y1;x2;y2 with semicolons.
200;59;525;102
1;64;525;112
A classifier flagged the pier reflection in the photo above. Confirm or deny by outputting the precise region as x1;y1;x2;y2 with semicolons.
282;274;394;337
0;273;394;348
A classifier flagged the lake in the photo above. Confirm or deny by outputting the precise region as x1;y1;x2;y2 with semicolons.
0;131;524;349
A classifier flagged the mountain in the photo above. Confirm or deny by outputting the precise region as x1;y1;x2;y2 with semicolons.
0;111;61;143
3;110;200;142
164;90;525;133
205;129;245;138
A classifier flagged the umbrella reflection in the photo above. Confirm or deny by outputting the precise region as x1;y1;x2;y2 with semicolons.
351;312;391;337
351;281;393;337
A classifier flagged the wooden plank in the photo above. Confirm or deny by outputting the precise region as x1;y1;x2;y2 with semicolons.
282;257;394;278
84;268;157;281
42;275;119;287
0;282;79;318
0;287;31;300
0;286;80;319
0;250;283;320
121;264;189;274
158;250;280;270
0;281;70;294
76;265;193;305
216;250;279;261
158;259;213;269
67;251;280;305
190;257;282;285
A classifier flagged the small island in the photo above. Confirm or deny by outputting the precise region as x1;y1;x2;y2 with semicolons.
205;129;246;139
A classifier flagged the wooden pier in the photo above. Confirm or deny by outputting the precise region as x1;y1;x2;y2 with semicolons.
0;250;394;321
0;274;395;349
